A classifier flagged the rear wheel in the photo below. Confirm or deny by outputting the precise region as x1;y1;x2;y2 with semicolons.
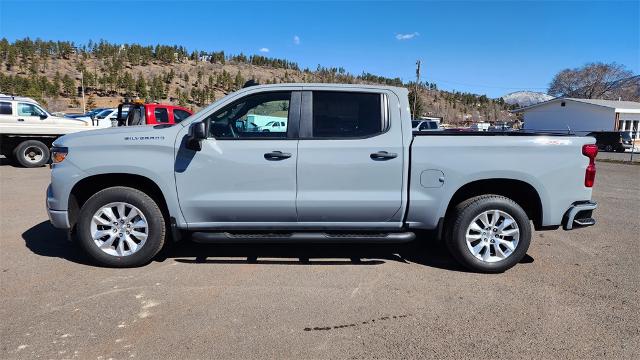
604;144;613;152
76;187;166;267
14;140;49;167
445;195;531;273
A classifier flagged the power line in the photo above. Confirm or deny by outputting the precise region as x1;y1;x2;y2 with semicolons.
425;77;548;90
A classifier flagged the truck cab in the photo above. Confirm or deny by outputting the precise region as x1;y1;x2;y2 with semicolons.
117;101;192;126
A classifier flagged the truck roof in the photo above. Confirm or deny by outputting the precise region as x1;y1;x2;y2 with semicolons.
242;83;407;92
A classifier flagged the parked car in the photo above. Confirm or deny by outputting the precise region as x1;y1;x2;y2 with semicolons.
65;108;108;120
586;131;633;152
0;95;95;167
47;84;598;272
116;101;192;126
470;122;490;131
412;120;441;131
75;108;122;128
259;120;287;132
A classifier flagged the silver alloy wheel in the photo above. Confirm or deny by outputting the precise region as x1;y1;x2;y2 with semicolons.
90;202;149;257
465;209;520;263
23;146;44;163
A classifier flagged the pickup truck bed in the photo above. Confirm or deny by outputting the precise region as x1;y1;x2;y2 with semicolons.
46;83;598;272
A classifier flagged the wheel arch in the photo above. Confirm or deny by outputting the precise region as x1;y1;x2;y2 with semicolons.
444;178;544;229
69;173;170;230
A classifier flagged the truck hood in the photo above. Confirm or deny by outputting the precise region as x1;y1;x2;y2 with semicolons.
51;115;91;127
53;125;179;147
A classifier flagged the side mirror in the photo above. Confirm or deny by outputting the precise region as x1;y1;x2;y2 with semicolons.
39;114;48;120
186;121;207;151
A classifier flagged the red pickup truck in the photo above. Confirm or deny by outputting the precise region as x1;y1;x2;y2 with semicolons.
117;102;193;126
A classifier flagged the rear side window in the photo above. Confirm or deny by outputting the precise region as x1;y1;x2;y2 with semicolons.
154;108;169;123
312;92;382;138
0;101;11;115
173;109;191;123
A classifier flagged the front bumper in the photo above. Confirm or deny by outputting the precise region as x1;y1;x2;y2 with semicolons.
46;184;71;229
562;201;597;230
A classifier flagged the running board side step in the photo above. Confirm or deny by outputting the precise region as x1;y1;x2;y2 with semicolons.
191;231;416;244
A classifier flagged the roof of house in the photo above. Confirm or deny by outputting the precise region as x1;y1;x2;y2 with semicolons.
513;97;640;113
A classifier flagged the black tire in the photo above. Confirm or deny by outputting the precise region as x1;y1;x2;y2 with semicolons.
445;195;532;273
604;144;613;152
14;140;50;167
76;186;166;267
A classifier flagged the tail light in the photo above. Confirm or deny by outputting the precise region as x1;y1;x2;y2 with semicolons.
582;144;598;187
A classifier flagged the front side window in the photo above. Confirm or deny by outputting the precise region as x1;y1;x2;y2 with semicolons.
312;91;382;138
154;108;169;123
0;101;12;115
173;109;191;123
18;103;46;117
206;91;291;139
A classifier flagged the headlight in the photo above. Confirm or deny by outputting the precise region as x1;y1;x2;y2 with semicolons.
51;147;68;164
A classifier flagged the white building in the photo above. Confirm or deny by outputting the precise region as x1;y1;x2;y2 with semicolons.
515;98;640;139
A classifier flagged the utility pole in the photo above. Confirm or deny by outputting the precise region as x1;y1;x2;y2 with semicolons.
412;60;421;120
81;71;86;114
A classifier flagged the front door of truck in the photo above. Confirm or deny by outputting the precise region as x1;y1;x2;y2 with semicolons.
296;90;404;223
175;90;301;227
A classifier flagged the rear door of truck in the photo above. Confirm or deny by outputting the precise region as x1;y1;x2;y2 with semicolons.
295;89;404;223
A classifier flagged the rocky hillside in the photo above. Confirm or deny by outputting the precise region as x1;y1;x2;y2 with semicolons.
502;91;554;107
0;38;516;124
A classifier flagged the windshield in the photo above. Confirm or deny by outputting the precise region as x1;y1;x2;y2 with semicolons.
96;109;113;118
621;132;632;140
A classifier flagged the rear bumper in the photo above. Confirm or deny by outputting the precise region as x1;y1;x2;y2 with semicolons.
562;201;597;230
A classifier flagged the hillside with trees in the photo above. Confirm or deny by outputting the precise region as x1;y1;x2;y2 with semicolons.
0;37;518;124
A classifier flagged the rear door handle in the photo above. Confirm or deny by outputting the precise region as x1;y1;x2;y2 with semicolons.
264;151;292;161
370;151;397;160
17;118;24;122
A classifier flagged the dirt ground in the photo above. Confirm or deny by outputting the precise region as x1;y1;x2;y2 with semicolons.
1;162;638;359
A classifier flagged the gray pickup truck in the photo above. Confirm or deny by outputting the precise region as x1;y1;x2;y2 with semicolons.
46;84;598;272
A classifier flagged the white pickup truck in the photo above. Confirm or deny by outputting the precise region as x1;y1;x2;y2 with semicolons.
0;96;94;167
46;84;598;272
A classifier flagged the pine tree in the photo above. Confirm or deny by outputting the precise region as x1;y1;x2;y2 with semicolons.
136;74;148;99
62;74;75;97
234;70;244;90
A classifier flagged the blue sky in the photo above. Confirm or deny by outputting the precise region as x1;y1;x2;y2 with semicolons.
0;0;638;97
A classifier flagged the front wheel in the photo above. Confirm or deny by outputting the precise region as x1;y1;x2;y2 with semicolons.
76;187;166;267
445;195;531;273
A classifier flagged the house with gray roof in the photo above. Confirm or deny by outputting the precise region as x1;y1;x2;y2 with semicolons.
513;98;640;140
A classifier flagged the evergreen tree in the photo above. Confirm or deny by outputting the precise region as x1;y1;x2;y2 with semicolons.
62;74;75;97
136;73;148;99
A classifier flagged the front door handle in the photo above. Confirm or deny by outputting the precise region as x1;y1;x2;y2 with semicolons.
264;151;292;161
370;151;397;161
17;118;24;122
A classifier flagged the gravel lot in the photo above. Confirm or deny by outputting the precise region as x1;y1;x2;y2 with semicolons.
597;150;640;163
1;162;638;359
